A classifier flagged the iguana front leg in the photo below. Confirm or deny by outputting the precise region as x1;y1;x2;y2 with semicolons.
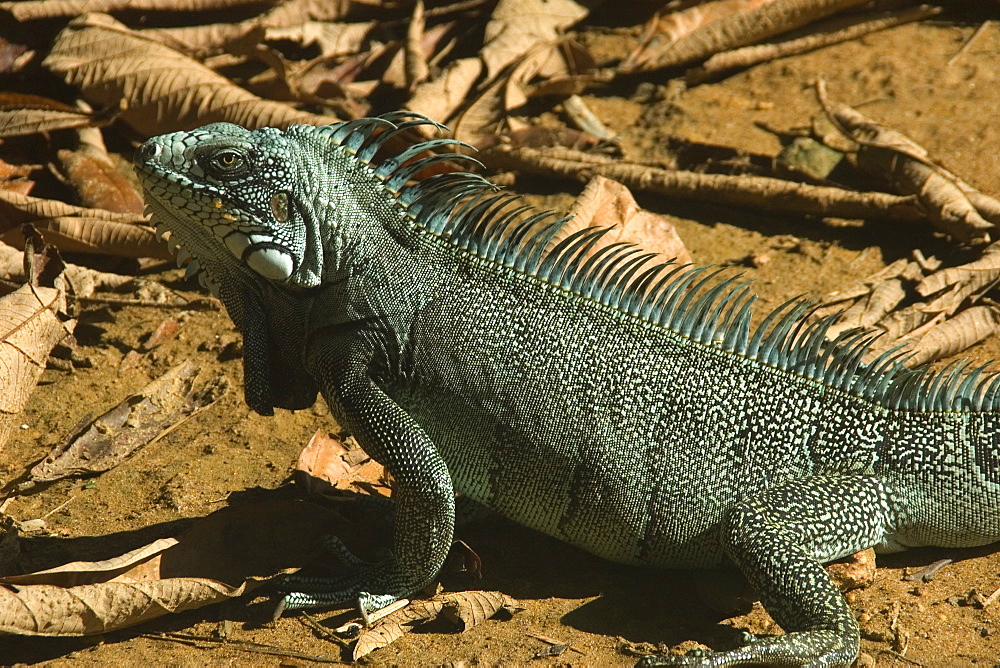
641;475;891;667
280;332;456;615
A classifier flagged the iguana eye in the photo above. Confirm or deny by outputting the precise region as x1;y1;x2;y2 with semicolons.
215;150;241;167
205;148;248;177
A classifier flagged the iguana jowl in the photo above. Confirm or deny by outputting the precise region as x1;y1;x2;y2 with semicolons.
134;113;1000;667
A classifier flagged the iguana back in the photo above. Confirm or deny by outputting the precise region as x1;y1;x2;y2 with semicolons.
135;113;1000;667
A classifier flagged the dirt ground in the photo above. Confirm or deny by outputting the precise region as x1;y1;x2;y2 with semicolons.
4;6;1000;667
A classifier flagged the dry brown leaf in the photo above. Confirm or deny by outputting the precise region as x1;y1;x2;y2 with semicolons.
917;241;1000;298
0;282;74;455
295;429;388;500
480;0;587;81
563;175;692;265
505;40;593;111
818;83;996;244
822;278;907;340
57;149;145;215
0;156;35;196
265;21;376;59
623;0;774;73
0;240;177;302
27;360;228;483
492;126;601;152
353;591;521;660
620;0;870;73
0;578;254;636
0;190;164;258
0;92;93;138
379;22;451;91
43;13;343;136
1;538;179;588
406;57;483;130
0;36;31;75
139;0;360;57
440;590;519;629
901;306;1000;368
0;500;345;636
404;0;429;92
454;39;592;147
0;0;263;20
688;5;943;84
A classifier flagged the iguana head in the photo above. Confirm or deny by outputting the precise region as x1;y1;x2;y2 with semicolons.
134;122;329;293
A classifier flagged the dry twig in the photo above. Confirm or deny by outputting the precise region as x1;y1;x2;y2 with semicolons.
688;5;942;84
484;144;922;221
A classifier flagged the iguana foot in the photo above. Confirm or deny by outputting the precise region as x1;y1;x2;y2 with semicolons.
274;566;406;619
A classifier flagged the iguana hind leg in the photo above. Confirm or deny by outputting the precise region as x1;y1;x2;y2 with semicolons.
640;475;893;667
279;334;456;616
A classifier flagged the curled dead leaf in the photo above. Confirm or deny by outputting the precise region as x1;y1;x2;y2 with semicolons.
563;175;692;265
0;190;163;258
901;306;1000;368
455;38;593;148
0;0;269;21
57;148;145;215
622;0;774;73
407;57;483;131
353;590;522;660
0;281;74;454
621;0;869;74
27;360;228;484
916;242;1000;298
43;13;343;136
0;500;346;636
295;429;389;502
0;92;93;137
480;0;587;81
818;82;997;243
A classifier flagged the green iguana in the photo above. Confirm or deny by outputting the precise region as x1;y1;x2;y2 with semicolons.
134;112;1000;667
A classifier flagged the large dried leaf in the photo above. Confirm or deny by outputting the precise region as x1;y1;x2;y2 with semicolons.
0;501;345;636
27;360;229;484
917;241;1000;298
562;175;692;264
295;429;388;500
622;0;774;73
454;39;591;147
620;0;870;73
0;0;262;20
0;156;35;196
265;20;376;58
480;0;588;80
43;13;343;136
0;190;164;258
57;148;145;215
142;0;361;58
0;92;93;138
818;83;997;243
0;283;74;455
0;240;177;301
2;538;180;588
353;591;521;660
407;57;483;130
902;306;1000;368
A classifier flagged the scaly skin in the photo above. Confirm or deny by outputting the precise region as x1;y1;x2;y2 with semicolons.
134;114;1000;667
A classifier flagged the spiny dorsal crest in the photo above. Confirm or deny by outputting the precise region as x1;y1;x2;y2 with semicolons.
307;112;1000;413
